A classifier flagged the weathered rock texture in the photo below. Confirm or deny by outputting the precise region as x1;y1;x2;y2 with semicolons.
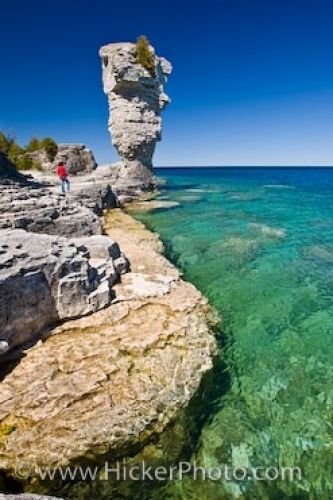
99;42;172;193
25;149;52;172
0;184;101;237
0;157;126;358
0;211;217;498
53;144;97;175
27;144;97;176
0;167;120;236
0;229;128;352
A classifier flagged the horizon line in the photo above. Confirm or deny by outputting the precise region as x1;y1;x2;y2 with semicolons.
154;165;333;168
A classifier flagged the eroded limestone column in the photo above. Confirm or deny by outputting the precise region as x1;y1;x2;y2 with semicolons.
99;42;172;190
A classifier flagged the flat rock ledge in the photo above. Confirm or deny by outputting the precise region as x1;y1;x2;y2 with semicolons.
0;210;217;498
0;156;119;238
0;173;102;237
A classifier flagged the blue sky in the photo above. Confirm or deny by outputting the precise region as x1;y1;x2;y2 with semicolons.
0;0;332;166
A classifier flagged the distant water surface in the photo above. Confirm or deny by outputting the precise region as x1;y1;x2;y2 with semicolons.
134;167;333;499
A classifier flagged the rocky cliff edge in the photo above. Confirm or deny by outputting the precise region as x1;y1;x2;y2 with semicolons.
0;210;217;498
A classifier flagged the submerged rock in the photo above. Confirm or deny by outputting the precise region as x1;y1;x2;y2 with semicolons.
303;244;333;263
99;42;172;194
125;199;180;212
249;222;286;239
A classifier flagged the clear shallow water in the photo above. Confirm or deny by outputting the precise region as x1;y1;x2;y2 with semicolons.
134;168;333;499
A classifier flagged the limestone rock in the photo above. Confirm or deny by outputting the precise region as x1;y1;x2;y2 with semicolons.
0;211;217;498
67;182;119;215
28;168;120;214
0;229;128;351
25;149;52;172
0;181;102;236
24;144;97;176
0;167;122;236
99;42;172;193
53;144;97;175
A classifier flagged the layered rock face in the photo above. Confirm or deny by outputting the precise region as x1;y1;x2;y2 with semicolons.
0;166;119;236
0;44;218;499
0;158;125;356
99;42;172;193
26;144;97;176
0;156;217;499
53;144;97;175
0;211;217;498
0;230;128;352
0;183;102;236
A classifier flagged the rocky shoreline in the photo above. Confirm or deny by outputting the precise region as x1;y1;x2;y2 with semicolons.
0;163;218;498
0;39;218;499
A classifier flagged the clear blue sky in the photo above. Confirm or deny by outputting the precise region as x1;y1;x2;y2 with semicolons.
0;0;332;166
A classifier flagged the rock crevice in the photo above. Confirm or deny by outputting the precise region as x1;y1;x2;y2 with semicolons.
0;230;128;352
0;156;125;356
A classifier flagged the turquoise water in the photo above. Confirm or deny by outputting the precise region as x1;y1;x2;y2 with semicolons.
134;168;333;499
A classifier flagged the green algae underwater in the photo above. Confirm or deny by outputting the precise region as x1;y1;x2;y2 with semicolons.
132;167;333;500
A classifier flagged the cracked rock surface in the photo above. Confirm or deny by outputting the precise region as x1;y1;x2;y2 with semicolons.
0;155;119;236
0;162;127;354
0;230;128;351
0;211;217;497
52;144;97;175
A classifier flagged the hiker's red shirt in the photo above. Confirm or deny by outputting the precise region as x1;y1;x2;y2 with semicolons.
57;165;68;178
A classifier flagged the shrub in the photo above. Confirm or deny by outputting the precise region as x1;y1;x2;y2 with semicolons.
26;137;58;161
26;137;42;151
15;155;35;171
0;132;14;156
0;131;57;171
7;142;24;164
136;35;155;76
41;137;58;161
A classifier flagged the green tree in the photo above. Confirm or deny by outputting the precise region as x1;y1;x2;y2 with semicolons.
15;155;35;171
41;137;58;161
7;142;24;164
0;132;14;156
26;137;42;151
0;131;57;171
136;35;155;76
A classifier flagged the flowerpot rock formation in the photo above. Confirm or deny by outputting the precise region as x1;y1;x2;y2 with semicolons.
99;41;172;193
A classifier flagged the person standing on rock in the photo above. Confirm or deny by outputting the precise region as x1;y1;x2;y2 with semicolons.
57;161;70;194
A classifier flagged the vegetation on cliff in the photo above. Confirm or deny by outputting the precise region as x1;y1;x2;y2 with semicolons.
0;132;57;170
136;35;156;76
26;137;58;161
